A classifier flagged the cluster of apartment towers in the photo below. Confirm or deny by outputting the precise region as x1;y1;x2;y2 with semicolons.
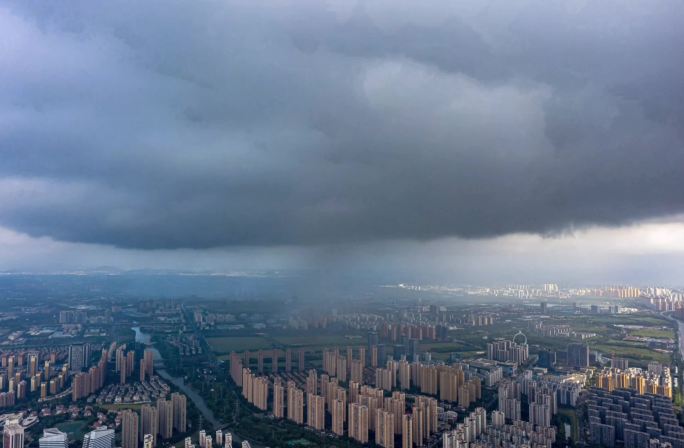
119;391;187;448
230;345;484;448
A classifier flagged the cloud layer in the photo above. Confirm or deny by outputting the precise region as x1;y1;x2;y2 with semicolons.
1;1;683;249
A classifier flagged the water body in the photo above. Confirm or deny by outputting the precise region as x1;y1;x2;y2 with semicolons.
131;327;260;447
131;327;219;427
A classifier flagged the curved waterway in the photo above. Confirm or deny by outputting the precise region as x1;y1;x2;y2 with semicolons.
131;327;219;427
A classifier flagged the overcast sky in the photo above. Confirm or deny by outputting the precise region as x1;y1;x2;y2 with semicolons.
1;1;683;285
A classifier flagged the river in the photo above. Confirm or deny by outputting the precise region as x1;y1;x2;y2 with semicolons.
132;327;262;447
132;327;219;427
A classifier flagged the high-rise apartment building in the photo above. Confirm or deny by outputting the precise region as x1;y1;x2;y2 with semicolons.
332;399;345;436
157;398;174;439
121;410;139;448
375;410;395;448
287;384;304;425
140;404;159;447
348;403;369;444
272;380;285;419
3;420;24;448
306;394;325;431
172;393;187;433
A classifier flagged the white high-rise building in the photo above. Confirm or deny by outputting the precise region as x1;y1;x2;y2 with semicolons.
82;427;114;448
3;420;24;448
39;428;68;448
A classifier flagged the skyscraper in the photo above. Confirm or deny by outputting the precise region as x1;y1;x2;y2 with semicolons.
69;344;90;372
158;398;174;439
567;343;589;369
172;392;187;433
82;427;114;448
122;410;139;448
273;380;284;419
39;428;68;448
306;394;325;431
140;404;158;447
3;420;24;448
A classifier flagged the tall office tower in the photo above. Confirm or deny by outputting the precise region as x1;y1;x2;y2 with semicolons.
306;394;325;431
44;361;51;379
306;370;317;395
285;349;292;373
121;410;139;448
40;382;47;400
349;403;369;444
332;399;345;436
375;410;395;448
172;393;187;432
287;384;304;424
298;349;305;372
402;415;413;448
39;428;68;448
143;435;154;448
199;430;206;448
69;344;88;372
273;380;285;418
140;404;159;447
3;420;24;448
82;427;114;448
359;347;366;367
567;343;590;369
157;398;174;439
215;430;223;447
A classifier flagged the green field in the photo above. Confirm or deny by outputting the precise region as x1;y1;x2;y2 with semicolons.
592;341;671;365
628;327;675;339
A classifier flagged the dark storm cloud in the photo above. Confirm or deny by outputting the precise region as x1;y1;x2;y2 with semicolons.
1;0;683;249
